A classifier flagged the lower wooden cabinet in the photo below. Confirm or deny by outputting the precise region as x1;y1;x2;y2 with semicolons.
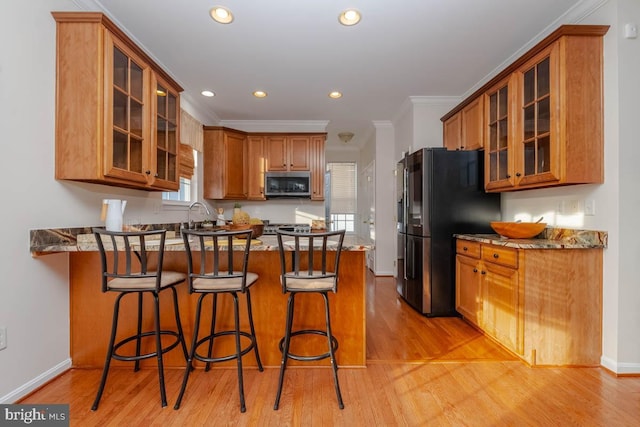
455;238;602;366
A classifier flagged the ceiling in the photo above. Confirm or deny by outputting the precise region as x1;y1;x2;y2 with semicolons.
85;0;585;148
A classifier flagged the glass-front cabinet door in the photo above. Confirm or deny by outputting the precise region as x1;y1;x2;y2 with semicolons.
105;36;150;184
485;76;515;191
150;75;179;190
515;44;560;187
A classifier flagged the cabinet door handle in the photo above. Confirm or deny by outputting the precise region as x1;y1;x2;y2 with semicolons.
463;246;468;251
506;174;511;179
481;270;486;275
493;253;499;259
473;268;478;273
145;170;151;175
516;172;522;177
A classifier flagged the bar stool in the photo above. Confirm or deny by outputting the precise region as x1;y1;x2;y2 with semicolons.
273;229;346;410
174;228;263;413
91;228;189;410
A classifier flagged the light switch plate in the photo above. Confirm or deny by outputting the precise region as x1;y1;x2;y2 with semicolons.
0;327;7;351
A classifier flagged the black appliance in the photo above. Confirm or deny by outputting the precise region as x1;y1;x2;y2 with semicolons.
396;148;501;316
264;171;311;198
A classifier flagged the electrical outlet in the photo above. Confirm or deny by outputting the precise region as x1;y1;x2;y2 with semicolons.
585;199;596;216
0;327;7;351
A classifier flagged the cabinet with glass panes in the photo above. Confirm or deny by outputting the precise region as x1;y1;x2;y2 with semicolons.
53;12;181;191
483;25;607;192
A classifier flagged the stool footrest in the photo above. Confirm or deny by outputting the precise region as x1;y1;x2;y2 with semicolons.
112;330;183;362
279;329;339;362
194;331;258;363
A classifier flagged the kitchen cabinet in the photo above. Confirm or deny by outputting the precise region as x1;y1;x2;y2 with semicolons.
203;127;247;200
441;25;608;192
246;136;266;200
203;131;326;201
455;237;602;366
455;241;483;326
488;26;606;191
480;245;521;354
310;135;326;201
52;12;182;191
265;135;311;171
443;96;484;151
484;76;515;190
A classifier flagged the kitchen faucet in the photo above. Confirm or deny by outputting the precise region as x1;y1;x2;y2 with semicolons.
187;201;211;229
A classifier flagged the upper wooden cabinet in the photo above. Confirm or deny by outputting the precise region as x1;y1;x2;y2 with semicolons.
203;131;325;201
202;127;247;200
310;135;326;201
265;135;311;171
443;97;484;151
442;25;608;192
52;12;182;191
246;136;266;200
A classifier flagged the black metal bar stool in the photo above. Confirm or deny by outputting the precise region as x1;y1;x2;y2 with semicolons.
174;228;263;413
91;228;189;410
273;229;346;410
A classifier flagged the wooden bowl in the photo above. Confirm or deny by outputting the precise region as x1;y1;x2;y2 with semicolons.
490;221;546;239
249;224;264;238
229;223;251;231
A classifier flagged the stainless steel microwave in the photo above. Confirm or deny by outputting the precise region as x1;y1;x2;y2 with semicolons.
264;171;311;198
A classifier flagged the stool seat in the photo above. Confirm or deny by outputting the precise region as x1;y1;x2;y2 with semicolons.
174;229;263;413
193;271;258;291
273;229;346;410
91;228;189;410
107;270;186;290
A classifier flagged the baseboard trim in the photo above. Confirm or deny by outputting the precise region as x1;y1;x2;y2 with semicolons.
0;359;72;403
600;355;640;375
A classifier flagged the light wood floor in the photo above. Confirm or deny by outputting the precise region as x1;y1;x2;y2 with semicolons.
20;273;640;426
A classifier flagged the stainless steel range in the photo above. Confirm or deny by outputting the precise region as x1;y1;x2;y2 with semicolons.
262;223;311;235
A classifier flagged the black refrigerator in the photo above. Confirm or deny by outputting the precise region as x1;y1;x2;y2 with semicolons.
396;148;501;316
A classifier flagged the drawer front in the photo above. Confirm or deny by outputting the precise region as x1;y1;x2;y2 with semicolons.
456;240;481;258
482;244;518;269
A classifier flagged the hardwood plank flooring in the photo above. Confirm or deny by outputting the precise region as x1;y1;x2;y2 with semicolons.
19;272;640;426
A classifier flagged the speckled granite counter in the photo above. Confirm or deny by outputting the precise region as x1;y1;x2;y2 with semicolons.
29;223;373;255
455;227;607;249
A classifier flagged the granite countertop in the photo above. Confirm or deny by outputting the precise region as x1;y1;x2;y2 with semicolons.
29;223;373;255
455;227;607;249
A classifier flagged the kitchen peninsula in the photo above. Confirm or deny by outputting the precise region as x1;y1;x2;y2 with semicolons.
30;225;372;368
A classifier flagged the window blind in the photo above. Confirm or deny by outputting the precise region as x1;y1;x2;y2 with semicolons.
328;162;356;213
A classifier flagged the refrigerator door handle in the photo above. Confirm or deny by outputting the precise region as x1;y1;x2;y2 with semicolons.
403;168;409;229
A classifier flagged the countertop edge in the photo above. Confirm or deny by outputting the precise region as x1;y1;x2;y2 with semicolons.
455;230;607;249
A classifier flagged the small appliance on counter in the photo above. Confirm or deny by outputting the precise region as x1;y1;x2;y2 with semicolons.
100;199;127;232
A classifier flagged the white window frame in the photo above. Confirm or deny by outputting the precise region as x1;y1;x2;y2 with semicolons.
162;149;199;208
327;162;357;234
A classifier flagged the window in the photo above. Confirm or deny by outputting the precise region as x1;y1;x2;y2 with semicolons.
327;162;356;232
162;149;198;204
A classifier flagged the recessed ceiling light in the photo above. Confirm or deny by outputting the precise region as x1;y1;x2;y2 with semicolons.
329;91;343;99
338;9;361;26
210;6;233;24
201;90;215;97
253;90;267;98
